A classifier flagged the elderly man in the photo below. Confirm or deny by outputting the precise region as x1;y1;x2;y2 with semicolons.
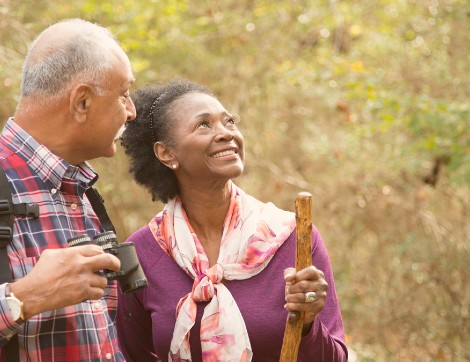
0;19;136;361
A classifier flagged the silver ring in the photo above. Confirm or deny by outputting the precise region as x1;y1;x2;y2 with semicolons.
305;291;317;303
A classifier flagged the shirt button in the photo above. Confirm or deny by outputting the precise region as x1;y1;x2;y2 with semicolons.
94;301;101;309
106;353;112;360
51;188;57;195
71;203;77;210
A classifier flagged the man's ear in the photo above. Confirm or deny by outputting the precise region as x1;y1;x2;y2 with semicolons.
70;83;94;123
154;142;177;169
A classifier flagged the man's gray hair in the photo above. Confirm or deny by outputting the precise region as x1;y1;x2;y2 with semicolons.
21;18;121;98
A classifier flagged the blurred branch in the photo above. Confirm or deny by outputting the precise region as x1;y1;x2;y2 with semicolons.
257;159;312;190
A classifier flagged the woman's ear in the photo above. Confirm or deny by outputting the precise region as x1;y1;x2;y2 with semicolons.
69;83;94;123
154;142;177;169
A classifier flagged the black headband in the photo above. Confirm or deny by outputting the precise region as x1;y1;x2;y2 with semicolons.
148;93;166;144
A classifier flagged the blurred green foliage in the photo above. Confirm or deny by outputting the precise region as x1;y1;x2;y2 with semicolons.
1;0;469;360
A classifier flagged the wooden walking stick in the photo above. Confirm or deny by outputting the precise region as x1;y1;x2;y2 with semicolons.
279;192;313;362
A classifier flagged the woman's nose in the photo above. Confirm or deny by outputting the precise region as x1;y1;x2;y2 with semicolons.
214;122;235;141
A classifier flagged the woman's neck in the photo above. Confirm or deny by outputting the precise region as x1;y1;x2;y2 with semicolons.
179;182;231;265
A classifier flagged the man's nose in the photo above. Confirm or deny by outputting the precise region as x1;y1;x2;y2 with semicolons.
127;97;137;121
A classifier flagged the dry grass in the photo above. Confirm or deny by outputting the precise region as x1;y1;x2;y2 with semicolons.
2;1;469;360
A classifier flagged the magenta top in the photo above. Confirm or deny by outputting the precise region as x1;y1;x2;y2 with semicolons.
116;225;348;361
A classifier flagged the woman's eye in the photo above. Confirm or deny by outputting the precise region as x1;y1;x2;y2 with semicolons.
196;120;210;129
225;116;240;127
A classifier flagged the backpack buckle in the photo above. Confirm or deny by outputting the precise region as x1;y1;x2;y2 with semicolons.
13;203;39;218
0;199;12;216
0;226;12;248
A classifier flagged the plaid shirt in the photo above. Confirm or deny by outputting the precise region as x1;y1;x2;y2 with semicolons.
0;118;124;361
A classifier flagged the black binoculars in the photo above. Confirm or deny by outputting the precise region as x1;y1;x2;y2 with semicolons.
68;231;147;294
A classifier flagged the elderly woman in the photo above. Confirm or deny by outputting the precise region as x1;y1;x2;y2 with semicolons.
116;79;348;361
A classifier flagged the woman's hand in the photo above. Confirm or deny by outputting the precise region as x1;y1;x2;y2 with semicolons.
284;266;329;335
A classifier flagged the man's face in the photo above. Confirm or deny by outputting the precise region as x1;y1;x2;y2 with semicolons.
84;49;136;160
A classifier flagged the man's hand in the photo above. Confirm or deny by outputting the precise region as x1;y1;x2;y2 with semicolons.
9;245;121;320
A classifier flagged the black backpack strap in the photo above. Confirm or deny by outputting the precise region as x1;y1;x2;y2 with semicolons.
0;168;14;281
0;169;39;250
4;335;19;361
85;187;116;233
0;167;19;362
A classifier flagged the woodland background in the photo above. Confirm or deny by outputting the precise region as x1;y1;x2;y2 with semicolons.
1;0;469;361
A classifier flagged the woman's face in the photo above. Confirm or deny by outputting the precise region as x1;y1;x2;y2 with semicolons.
168;92;245;183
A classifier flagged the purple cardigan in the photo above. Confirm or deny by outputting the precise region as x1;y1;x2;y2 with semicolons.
116;224;348;361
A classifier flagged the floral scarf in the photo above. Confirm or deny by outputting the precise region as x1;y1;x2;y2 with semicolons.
148;181;296;362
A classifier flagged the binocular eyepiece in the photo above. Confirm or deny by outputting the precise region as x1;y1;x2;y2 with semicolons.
68;231;147;294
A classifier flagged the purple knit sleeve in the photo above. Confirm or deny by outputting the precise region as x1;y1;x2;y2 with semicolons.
298;226;348;361
116;227;160;362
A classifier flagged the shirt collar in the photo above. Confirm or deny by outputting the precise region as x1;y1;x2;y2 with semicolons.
2;117;98;189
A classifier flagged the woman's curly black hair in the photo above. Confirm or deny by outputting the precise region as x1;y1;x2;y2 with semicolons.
121;79;211;203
